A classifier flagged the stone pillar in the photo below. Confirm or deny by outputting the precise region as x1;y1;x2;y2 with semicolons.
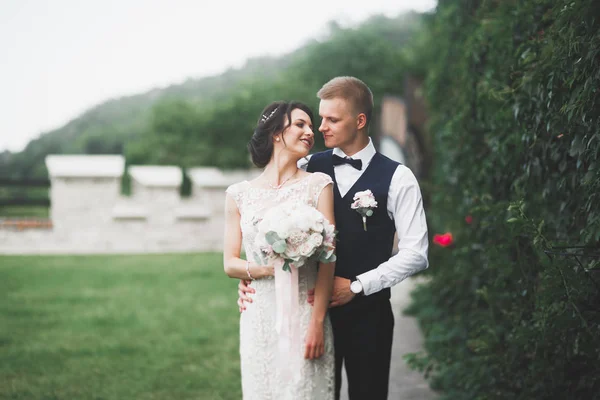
45;155;125;248
128;166;182;225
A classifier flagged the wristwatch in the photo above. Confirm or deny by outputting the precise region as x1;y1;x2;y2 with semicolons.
350;276;364;295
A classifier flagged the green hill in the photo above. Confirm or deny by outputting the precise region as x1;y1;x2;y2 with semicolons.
2;12;426;179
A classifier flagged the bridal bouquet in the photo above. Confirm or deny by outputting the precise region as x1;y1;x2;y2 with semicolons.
253;201;336;272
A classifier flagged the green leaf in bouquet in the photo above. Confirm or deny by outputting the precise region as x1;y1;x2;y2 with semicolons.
314;249;323;260
318;251;327;262
324;254;336;263
265;231;281;245
318;251;336;263
282;260;291;272
272;240;287;254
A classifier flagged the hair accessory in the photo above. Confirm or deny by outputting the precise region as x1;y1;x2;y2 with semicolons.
260;107;279;124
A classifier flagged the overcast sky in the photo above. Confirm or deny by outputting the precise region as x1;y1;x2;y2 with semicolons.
0;0;436;153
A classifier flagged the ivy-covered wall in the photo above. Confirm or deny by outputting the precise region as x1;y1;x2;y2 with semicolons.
406;1;600;399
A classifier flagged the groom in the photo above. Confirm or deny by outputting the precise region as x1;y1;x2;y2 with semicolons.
240;76;429;400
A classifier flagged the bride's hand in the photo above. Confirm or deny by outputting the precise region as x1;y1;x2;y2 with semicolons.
304;319;325;360
237;265;274;312
238;280;254;312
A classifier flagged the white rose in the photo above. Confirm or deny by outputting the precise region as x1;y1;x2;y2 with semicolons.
285;243;301;260
311;221;324;232
353;189;371;200
352;190;377;208
299;241;315;257
295;214;312;232
275;218;296;239
309;232;323;248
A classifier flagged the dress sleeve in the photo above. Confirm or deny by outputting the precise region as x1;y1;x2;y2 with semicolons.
310;172;334;207
225;182;245;210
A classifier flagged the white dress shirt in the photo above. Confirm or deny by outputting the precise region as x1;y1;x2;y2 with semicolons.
299;139;429;296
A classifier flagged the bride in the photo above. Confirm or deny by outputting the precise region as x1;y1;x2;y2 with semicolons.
223;101;336;399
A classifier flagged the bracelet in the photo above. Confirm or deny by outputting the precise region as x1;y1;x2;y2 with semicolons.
245;260;255;280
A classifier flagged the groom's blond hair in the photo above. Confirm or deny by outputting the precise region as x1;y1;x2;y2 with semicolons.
317;76;374;129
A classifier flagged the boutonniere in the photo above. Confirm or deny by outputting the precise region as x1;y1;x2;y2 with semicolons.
351;189;378;231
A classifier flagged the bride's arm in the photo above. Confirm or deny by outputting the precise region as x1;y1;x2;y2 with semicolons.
223;193;274;280
305;183;336;360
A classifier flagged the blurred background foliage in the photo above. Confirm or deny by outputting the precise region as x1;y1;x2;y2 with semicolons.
404;0;600;399
0;12;423;180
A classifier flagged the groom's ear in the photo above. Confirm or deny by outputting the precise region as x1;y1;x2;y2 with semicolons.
356;113;367;130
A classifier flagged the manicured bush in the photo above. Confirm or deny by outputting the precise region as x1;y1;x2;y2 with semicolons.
405;1;600;399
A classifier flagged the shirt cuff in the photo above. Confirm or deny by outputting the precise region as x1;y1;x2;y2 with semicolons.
357;267;414;296
356;269;383;296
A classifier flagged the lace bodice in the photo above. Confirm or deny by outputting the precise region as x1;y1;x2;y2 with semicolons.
226;172;335;400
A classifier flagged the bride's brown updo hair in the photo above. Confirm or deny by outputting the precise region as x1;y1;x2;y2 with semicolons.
247;101;314;168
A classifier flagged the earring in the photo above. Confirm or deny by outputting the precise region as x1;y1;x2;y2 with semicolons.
276;137;280;142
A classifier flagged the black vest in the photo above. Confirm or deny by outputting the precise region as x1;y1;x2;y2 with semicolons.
308;150;399;308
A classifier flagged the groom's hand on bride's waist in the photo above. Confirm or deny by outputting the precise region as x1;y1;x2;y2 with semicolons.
237;279;255;313
307;277;355;308
330;277;355;307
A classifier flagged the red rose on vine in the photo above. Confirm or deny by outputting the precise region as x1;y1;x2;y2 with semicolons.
433;233;454;247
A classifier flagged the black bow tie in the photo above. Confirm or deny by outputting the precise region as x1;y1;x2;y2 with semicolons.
332;154;362;170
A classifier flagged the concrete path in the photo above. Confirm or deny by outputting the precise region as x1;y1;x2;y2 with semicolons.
340;277;438;400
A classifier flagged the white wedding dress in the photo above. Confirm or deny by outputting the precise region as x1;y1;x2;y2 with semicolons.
226;172;335;400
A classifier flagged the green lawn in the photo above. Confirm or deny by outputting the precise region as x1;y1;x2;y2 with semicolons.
0;253;242;400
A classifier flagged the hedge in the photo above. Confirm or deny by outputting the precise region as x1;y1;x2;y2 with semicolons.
405;1;600;399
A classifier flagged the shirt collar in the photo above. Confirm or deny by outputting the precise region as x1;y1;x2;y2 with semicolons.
332;138;376;169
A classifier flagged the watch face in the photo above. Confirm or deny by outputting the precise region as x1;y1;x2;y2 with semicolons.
351;280;362;294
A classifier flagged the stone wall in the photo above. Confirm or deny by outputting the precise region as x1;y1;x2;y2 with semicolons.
0;155;259;254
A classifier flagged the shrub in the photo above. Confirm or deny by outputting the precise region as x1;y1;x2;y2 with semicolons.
406;1;600;399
